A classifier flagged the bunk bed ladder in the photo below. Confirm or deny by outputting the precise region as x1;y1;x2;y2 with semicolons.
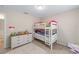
45;28;53;51
50;28;53;51
45;29;51;46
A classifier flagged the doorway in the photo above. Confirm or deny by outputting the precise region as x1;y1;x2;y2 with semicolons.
0;14;5;49
0;19;4;48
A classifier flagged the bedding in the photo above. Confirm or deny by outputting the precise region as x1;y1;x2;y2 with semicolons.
34;33;57;44
35;29;57;36
34;20;57;28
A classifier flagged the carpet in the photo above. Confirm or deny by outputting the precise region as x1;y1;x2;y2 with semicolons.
6;43;47;54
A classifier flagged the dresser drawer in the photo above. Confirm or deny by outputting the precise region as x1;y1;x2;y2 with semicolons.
11;36;20;40
11;39;23;44
11;37;22;43
11;42;22;48
11;34;32;49
11;40;25;48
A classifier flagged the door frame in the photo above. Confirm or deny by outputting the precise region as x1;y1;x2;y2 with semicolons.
4;16;7;48
0;15;7;48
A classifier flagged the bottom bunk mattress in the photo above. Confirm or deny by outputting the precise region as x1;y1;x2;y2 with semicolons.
33;33;45;41
33;33;57;44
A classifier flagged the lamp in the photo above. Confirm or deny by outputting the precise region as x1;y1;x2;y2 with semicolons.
0;14;4;19
35;5;45;10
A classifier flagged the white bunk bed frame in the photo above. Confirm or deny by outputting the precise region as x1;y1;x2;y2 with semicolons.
33;22;57;51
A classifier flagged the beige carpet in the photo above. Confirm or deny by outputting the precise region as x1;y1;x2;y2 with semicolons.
33;39;73;54
0;48;10;54
6;43;48;54
6;39;73;54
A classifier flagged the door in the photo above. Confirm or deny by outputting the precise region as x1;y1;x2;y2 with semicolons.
0;19;4;48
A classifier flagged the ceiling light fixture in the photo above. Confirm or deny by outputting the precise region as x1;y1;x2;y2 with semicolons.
35;5;45;10
0;14;5;19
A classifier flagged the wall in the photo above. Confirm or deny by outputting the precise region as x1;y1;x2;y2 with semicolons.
42;8;79;46
0;10;40;48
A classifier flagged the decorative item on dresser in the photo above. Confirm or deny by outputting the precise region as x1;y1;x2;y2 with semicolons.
10;31;33;49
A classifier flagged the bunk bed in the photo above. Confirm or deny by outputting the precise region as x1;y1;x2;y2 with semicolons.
33;20;57;50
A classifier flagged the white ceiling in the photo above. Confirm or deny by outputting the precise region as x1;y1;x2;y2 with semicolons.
0;5;79;18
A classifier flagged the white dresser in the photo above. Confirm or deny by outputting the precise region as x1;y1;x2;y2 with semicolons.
11;34;32;49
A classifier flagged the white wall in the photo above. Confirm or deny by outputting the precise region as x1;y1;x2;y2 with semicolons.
42;8;79;46
0;10;40;48
57;9;79;46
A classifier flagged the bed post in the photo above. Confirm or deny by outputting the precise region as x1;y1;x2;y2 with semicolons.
50;22;53;52
45;23;47;44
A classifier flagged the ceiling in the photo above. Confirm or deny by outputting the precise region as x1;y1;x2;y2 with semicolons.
0;5;79;18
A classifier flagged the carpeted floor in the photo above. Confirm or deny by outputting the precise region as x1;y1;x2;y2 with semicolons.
0;48;10;54
33;39;73;54
6;39;73;54
6;43;48;54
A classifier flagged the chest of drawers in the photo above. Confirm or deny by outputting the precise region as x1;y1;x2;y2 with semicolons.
11;34;32;49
